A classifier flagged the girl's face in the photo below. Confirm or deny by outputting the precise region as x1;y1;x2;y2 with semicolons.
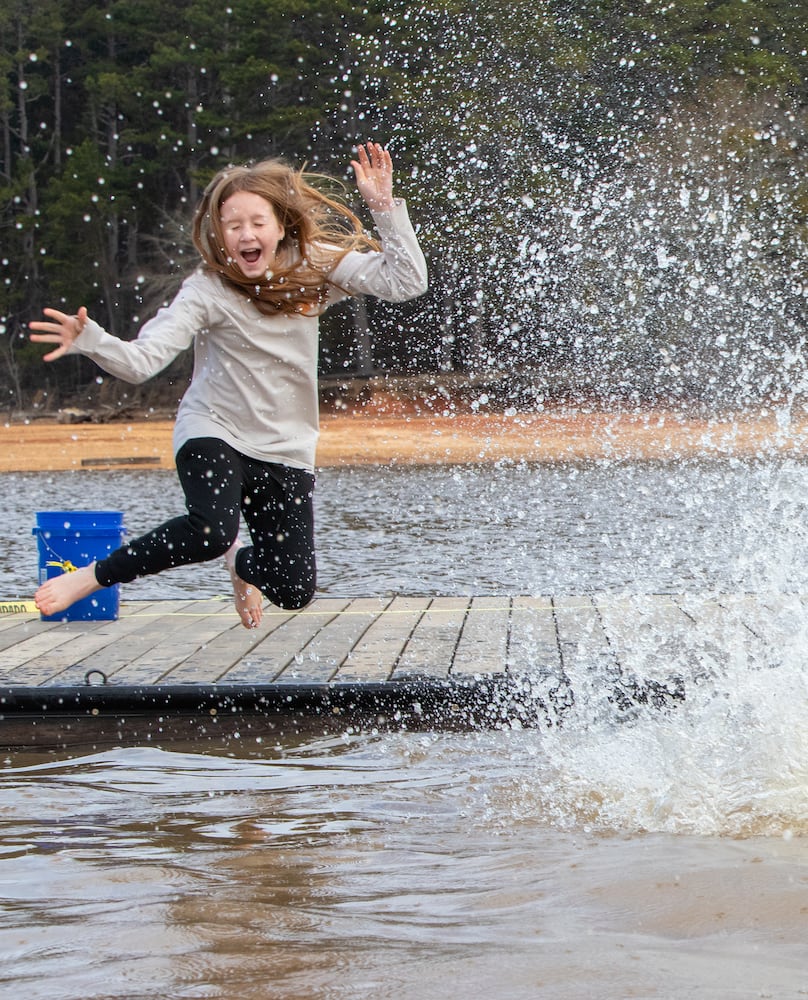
220;191;285;279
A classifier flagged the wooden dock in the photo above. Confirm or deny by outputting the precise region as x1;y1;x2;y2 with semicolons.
0;591;800;748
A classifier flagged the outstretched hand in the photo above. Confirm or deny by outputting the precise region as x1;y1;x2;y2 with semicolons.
351;141;395;212
29;306;88;361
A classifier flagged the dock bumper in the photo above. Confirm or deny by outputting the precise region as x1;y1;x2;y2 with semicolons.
0;674;551;748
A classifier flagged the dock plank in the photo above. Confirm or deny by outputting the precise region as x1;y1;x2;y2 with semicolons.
672;593;772;677
0;615;61;659
0;600;185;685
553;594;614;664
344;596;430;682
165;605;298;683
712;593;779;671
717;592;807;657
595;594;696;681
0;614;40;635
0;622;102;683
506;596;561;673
451;597;510;675
396;596;470;678
219;597;353;683
552;594;621;707
275;596;392;683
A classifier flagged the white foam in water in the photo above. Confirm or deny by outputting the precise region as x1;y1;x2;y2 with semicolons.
521;636;808;838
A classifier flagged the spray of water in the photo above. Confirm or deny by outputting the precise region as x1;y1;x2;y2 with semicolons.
347;3;808;414
531;659;808;838
353;5;808;836
478;588;808;838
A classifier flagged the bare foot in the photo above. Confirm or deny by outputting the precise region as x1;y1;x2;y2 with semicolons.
225;540;264;629
34;563;102;617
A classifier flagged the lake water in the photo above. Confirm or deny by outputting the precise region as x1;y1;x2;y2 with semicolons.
3;460;808;998
4;458;808;598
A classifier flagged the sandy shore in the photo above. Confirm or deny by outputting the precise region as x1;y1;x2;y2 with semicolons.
2;408;808;473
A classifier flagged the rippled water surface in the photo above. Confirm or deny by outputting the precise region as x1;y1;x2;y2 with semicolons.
4;458;808;597
3;727;808;999
3;461;808;998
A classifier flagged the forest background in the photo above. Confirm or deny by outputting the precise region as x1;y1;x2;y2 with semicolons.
2;0;807;422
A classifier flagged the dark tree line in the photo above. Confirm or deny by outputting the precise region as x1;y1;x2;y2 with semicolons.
3;0;807;416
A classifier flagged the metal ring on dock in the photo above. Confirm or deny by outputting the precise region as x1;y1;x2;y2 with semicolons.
84;669;109;686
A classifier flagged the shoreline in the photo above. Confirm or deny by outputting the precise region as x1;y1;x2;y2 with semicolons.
2;408;808;473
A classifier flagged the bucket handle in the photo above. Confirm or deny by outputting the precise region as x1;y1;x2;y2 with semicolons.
36;530;79;574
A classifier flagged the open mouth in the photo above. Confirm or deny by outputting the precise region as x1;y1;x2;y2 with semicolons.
241;249;261;265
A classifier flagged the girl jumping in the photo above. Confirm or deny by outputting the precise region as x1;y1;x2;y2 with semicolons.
29;142;428;628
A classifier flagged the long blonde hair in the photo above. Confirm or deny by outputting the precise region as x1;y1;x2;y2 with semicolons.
192;158;380;315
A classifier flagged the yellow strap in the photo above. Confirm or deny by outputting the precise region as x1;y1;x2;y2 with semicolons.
0;600;38;615
46;559;78;573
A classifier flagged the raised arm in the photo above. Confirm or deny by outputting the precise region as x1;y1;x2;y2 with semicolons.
331;143;428;303
350;141;396;213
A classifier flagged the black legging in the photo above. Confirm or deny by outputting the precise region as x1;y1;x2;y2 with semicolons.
94;438;316;610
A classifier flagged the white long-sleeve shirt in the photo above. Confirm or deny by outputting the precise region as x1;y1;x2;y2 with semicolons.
70;199;427;471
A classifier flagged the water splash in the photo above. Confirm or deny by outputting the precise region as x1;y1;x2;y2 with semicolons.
353;4;808;414
491;612;808;838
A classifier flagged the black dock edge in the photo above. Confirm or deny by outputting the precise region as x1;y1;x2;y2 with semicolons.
0;674;552;749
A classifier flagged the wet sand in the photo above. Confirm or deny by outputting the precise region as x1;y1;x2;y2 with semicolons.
2;407;808;472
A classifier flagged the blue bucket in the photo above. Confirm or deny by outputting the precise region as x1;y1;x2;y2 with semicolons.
33;511;126;622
